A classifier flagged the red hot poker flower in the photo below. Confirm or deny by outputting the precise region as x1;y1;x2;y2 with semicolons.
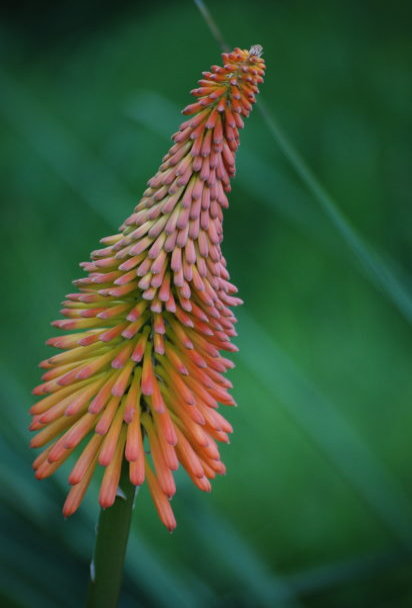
30;46;265;530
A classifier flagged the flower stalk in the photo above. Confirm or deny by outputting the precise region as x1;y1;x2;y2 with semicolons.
86;459;136;608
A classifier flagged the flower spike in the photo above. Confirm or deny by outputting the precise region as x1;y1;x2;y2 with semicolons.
31;46;265;530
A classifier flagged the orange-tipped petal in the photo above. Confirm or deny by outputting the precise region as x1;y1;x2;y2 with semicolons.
69;434;103;485
99;428;127;509
145;463;177;532
98;404;126;466
125;404;143;463
63;454;99;517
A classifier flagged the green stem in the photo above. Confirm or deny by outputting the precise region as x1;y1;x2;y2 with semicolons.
86;460;137;608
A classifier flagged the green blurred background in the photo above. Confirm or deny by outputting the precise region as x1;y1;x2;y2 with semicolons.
1;0;412;606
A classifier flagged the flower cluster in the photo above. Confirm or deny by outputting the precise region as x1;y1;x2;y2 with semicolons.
30;46;265;530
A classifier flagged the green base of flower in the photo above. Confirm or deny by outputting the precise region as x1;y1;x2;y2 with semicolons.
86;460;137;608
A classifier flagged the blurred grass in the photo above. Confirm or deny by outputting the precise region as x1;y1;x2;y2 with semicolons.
1;1;412;606
196;0;412;324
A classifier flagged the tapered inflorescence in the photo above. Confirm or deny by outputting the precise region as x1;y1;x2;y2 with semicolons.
30;46;265;530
